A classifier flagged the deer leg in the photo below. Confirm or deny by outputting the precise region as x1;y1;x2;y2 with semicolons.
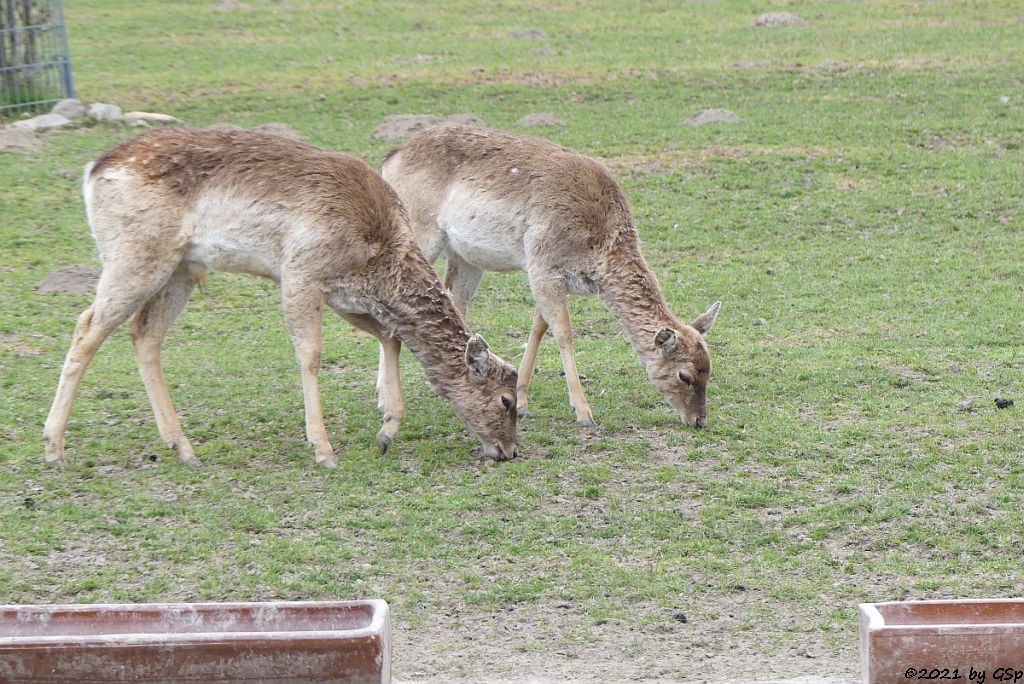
530;278;596;428
281;279;335;468
443;251;484;316
43;262;181;464
340;313;404;455
129;265;197;465
515;309;549;418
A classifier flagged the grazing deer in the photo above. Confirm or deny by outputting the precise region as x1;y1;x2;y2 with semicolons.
381;123;720;428
43;127;519;468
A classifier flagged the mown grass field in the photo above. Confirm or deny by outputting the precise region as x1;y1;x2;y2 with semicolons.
1;1;1022;680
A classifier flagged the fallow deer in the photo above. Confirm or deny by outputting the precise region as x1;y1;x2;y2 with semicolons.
381;123;720;428
43;127;519;468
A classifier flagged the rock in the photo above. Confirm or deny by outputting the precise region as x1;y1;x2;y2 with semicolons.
51;98;86;119
995;398;1015;409
0;128;44;152
88;102;123;122
371;114;442;141
35;265;101;295
754;318;767;327
446;113;485;127
516;112;563;127
123;111;179;125
754;12;805;27
10;113;73;131
251;122;304;141
683;108;742;125
510;29;548;40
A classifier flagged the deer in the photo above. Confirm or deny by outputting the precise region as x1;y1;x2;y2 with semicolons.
43;127;520;469
380;123;721;429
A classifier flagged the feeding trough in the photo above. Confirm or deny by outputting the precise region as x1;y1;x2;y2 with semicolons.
860;599;1024;684
0;599;390;683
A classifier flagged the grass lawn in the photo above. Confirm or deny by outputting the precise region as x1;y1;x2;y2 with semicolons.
1;1;1022;680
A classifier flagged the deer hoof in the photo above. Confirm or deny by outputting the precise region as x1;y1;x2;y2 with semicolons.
317;457;338;469
577;416;597;428
376;433;392;455
517;406;534;419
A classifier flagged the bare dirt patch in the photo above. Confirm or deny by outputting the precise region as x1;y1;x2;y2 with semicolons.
683;108;742;126
35;265;100;295
372;115;444;141
754;13;805;28
0;128;44;152
0;333;42;357
516;112;563;127
510;29;549;41
251;122;304;141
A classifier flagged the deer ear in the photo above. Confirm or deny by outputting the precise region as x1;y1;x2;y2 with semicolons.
691;301;721;337
465;334;490;378
653;328;678;354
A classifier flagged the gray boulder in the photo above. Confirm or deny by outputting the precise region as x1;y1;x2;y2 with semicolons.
51;98;86;119
10;113;73;131
88;102;123;122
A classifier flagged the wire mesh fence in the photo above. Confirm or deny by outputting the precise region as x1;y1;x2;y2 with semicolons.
0;0;74;117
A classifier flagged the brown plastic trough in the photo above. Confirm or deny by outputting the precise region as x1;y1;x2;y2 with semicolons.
0;599;390;683
860;599;1024;684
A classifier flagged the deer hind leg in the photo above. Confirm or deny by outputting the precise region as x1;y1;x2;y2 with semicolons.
443;251;484;316
129;264;198;465
529;277;596;428
281;277;335;468
43;260;183;464
342;313;404;455
515;309;549;418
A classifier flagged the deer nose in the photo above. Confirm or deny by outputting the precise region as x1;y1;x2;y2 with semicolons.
694;416;705;428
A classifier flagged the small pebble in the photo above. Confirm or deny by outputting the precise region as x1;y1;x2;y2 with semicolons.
995;398;1014;409
673;612;688;623
754;318;767;327
148;454;158;462
24;497;35;509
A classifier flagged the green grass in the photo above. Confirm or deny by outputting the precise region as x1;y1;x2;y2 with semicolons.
1;0;1023;679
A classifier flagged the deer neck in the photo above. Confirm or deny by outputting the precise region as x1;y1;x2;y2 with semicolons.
360;250;472;398
595;238;678;359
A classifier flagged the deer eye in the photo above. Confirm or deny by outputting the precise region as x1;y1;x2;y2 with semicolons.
678;371;693;386
501;395;513;411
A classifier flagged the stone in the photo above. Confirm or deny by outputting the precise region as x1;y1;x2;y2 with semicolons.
371;114;442;141
754;12;805;27
0;128;44;152
683;108;741;125
51;98;86;119
10;113;73;131
516;112;563;127
123;111;179;125
87;102;123;122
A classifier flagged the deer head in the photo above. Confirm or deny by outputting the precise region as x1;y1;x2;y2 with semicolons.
644;302;720;428
452;334;520;460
